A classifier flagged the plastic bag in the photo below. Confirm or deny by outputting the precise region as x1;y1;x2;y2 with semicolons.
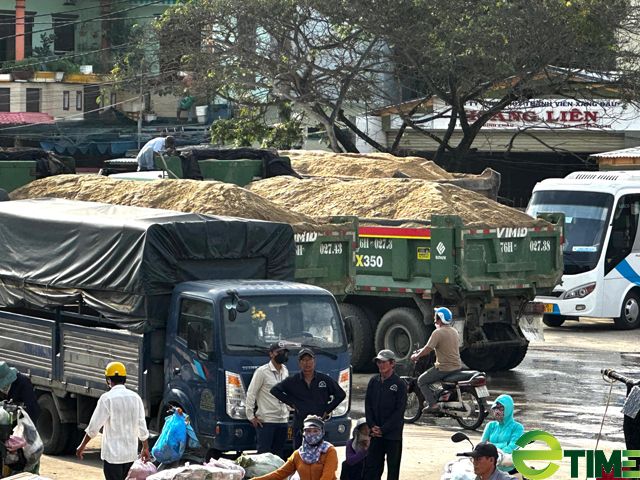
147;465;242;480
5;433;27;450
125;458;158;480
207;457;245;478
440;459;475;480
186;423;201;450
0;407;11;425
151;411;187;464
240;453;285;478
18;407;43;469
179;95;195;110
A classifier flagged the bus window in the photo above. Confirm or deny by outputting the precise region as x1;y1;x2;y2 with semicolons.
604;195;640;275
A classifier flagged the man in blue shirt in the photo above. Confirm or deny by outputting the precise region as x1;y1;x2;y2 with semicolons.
363;350;407;480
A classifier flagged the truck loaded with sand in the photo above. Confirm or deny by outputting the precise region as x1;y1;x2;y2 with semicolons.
10;150;563;373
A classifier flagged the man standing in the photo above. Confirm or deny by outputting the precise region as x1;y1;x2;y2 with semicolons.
270;348;346;449
0;361;40;422
246;342;291;459
364;350;407;480
136;135;175;171
411;307;461;413
76;362;150;480
458;441;517;479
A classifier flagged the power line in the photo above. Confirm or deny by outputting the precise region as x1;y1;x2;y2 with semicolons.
0;0;167;43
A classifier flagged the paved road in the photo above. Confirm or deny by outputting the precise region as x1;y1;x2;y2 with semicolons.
38;318;640;479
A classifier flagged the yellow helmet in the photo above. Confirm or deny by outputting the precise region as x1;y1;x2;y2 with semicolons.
105;362;127;378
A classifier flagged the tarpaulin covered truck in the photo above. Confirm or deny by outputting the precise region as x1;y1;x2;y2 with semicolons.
0;198;351;456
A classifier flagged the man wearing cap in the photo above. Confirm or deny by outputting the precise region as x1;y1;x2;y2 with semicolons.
411;306;461;413
246;342;291;459
77;362;150;480
363;349;407;480
458;441;518;479
0;361;40;422
136;135;176;171
271;348;346;449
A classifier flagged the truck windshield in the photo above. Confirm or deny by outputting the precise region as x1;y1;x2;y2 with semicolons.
222;295;345;353
527;190;614;274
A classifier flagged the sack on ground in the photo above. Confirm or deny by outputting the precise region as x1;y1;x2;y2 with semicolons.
18;407;43;469
151;411;187;464
147;464;242;480
206;458;245;478
238;453;285;478
125;458;158;480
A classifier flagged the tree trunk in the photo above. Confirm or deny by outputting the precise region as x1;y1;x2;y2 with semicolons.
333;125;359;153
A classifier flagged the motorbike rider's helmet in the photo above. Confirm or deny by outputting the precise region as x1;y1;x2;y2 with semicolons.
434;307;453;324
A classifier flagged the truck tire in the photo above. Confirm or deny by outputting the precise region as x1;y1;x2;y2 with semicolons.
460;347;498;372
615;291;640;330
543;315;566;327
375;308;429;365
340;303;375;371
0;189;9;201
499;343;529;371
37;394;71;455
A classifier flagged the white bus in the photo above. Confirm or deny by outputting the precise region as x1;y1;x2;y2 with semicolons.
526;170;640;330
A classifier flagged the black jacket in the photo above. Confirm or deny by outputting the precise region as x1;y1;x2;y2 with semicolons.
7;372;40;423
364;372;407;442
270;371;346;429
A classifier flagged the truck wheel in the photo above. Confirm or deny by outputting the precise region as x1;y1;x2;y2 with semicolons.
615;291;640;330
375;308;428;365
543;315;566;327
340;303;375;371
37;394;71;455
460;347;498;372
499;343;529;371
0;189;9;201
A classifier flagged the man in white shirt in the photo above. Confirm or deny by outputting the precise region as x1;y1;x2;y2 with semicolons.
245;342;290;459
136;136;175;171
76;362;150;480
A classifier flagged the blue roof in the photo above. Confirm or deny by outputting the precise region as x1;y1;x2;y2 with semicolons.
174;280;330;299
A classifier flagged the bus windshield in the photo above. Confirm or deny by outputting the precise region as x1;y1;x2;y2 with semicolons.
527;190;614;274
222;295;346;354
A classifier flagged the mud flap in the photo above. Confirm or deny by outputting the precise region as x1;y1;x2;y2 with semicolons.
519;313;545;342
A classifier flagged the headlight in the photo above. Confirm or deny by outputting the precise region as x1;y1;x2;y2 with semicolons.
564;282;596;300
225;371;247;420
332;367;350;417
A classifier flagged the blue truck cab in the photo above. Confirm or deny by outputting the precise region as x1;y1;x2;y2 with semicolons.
162;280;352;452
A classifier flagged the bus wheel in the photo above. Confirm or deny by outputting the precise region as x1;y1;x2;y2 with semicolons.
542;315;566;327
615;291;640;330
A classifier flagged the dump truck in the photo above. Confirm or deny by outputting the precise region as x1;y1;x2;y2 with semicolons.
0;198;351;456
328;213;564;372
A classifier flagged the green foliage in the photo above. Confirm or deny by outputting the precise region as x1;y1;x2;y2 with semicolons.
262;120;304;149
210;117;269;147
33;33;56;59
1;57;41;73
47;57;81;74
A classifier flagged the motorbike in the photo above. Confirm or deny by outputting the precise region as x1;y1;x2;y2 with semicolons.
441;432;527;480
402;351;489;430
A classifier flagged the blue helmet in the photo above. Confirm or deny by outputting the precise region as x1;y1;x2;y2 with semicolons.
434;307;453;324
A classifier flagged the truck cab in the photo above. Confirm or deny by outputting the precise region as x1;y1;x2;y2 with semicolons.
163;280;352;452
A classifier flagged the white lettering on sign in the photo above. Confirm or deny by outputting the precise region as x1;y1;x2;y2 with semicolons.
319;243;343;255
530;240;551;252
356;255;384;268
497;227;528;239
437;242;446;255
295;232;318;243
296;245;305;256
500;242;514;253
374;238;393;250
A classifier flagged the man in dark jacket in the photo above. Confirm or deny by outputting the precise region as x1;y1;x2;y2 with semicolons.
0;362;40;423
270;348;346;449
364;350;407;480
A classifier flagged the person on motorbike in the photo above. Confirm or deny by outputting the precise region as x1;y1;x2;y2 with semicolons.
410;307;461;413
458;441;518;480
481;394;525;476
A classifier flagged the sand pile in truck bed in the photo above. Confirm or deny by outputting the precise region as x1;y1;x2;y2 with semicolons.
10;175;338;232
279;150;456;181
247;176;548;228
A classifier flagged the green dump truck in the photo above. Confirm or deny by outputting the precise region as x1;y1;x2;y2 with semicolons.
320;213;564;372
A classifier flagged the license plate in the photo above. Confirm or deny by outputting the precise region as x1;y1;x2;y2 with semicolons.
476;386;490;398
543;303;554;313
287;427;293;441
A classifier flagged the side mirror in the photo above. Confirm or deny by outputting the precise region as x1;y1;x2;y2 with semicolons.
451;432;470;443
187;322;201;351
237;299;251;313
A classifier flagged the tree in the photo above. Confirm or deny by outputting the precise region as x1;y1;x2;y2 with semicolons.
152;0;389;152
330;0;638;169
